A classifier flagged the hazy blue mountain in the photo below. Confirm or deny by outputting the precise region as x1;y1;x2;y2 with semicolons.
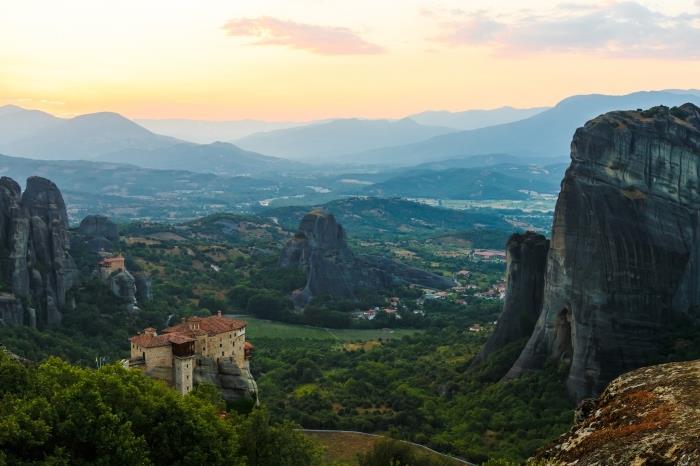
367;163;567;200
0;104;61;144
346;91;700;166
136;118;308;144
0;111;179;160
98;141;304;176
234;118;456;161
408;106;548;130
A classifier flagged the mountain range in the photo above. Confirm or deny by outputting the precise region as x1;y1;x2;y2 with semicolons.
344;90;700;165
408;106;548;130
233;117;456;162
136;118;307;143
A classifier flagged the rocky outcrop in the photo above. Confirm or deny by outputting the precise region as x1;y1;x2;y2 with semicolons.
506;103;700;401
470;231;549;368
108;269;137;310
0;176;77;326
193;356;258;407
77;215;118;253
280;209;454;306
133;272;152;303
536;359;700;465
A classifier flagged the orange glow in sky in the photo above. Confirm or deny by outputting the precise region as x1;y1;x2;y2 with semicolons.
2;0;699;120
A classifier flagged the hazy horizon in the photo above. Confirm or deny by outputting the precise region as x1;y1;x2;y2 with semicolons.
3;0;700;121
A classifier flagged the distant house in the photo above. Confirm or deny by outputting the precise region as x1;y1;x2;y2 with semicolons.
128;312;249;395
468;324;484;332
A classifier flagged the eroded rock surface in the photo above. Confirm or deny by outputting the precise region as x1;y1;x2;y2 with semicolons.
193;356;258;406
0;176;77;326
470;231;549;368
280;209;454;306
507;103;700;400
536;359;700;465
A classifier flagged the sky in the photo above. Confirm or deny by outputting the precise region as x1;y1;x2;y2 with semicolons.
1;0;699;120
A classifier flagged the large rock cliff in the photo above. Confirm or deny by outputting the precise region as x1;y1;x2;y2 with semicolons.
506;103;700;400
0;176;78;326
280;210;454;306
470;231;549;368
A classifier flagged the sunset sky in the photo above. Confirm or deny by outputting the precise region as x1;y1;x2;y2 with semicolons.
2;0;700;120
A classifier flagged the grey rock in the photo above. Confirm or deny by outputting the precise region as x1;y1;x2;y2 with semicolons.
281;209;454;306
78;215;118;242
470;231;549;368
0;176;77;326
506;103;700;401
133;272;152;303
108;269;137;309
193;355;258;404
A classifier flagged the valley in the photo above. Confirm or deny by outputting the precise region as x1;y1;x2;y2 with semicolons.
3;93;700;465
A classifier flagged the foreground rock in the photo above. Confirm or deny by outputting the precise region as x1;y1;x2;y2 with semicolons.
0;176;78;326
280;209;454;306
470;231;548;368
536;359;700;465
505;103;700;401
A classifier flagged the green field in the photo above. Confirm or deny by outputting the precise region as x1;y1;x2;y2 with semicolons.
228;315;421;341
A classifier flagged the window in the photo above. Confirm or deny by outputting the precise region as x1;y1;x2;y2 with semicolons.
222;351;224;357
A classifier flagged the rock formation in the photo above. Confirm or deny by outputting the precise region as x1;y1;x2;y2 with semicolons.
0;176;77;326
71;214;151;306
506;103;700;400
280;209;454;306
470;231;549;368
536;359;700;465
108;269;137;310
77;214;118;253
193;356;258;407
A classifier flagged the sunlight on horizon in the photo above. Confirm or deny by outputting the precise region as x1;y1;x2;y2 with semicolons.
2;0;699;120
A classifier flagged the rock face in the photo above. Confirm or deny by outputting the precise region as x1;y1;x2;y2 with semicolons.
470;231;549;368
280;210;454;306
536;359;700;465
108;269;137;310
0;176;77;326
193;356;258;406
77;215;118;253
506;103;700;400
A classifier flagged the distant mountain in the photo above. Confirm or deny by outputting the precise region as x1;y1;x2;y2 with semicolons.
367;163;567;200
346;91;700;166
234;118;456;161
408;106;548;131
0;110;179;160
98;141;304;176
136;118;307;144
0;104;60;144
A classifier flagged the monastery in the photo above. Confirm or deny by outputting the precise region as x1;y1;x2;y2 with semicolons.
128;312;251;395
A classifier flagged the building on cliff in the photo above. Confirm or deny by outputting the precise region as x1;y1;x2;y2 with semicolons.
98;255;125;279
128;312;250;395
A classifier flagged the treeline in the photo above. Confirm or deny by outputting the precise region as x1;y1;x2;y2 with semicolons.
0;351;322;466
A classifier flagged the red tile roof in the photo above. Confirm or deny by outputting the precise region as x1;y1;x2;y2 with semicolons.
162;315;246;337
130;332;194;348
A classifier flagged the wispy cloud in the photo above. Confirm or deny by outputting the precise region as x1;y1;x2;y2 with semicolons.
222;16;385;55
430;1;700;59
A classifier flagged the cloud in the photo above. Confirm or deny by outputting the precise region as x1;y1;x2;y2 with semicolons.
222;16;385;55
431;1;700;59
